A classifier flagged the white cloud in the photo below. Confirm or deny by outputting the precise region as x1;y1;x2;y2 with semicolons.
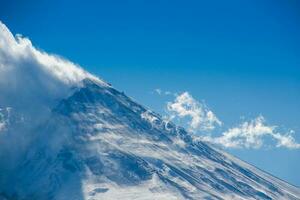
162;90;300;150
164;91;172;95
0;21;105;118
166;92;222;132
0;21;98;85
200;115;300;149
0;107;9;133
154;88;162;95
0;118;5;132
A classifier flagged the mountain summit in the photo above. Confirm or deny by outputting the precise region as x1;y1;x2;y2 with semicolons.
0;22;300;200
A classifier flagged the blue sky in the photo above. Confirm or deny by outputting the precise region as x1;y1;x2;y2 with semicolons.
1;0;300;186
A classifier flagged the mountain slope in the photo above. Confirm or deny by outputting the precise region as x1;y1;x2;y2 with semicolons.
1;79;299;200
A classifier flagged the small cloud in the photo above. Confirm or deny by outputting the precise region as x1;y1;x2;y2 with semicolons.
200;115;300;149
154;88;162;95
166;92;222;132
0;119;5;132
164;91;172;95
153;88;173;96
0;107;12;133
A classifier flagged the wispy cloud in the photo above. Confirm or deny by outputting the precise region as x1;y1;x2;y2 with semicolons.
0;22;97;86
154;88;173;96
200;115;300;149
0;21;103;115
166;92;222;132
0;119;5;132
0;107;10;133
154;89;162;95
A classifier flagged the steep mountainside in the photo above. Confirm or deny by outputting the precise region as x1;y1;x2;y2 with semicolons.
0;79;299;200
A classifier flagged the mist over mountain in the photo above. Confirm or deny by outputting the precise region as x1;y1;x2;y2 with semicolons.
0;21;299;200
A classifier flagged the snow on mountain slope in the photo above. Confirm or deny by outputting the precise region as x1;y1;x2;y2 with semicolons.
0;21;300;200
0;79;299;200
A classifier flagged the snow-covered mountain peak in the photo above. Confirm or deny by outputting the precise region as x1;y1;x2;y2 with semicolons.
3;77;298;200
0;22;300;200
